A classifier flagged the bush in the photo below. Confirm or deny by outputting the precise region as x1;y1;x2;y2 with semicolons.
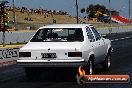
15;28;18;31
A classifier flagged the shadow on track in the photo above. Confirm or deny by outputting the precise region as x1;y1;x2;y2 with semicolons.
25;67;78;82
24;65;110;83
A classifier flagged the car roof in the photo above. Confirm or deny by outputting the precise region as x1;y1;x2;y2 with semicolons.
39;24;94;29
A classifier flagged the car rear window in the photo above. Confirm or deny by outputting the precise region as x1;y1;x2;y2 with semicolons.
30;28;84;42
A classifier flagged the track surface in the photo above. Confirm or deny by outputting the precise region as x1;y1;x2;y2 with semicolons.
0;32;132;88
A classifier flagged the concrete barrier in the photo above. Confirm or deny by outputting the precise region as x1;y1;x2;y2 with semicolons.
97;28;132;34
0;32;34;44
0;28;132;44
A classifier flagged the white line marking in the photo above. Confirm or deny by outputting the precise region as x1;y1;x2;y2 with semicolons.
114;39;119;41
111;36;132;42
125;37;130;39
111;40;114;42
120;38;125;40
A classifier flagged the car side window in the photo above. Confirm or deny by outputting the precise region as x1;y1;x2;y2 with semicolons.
91;27;101;41
86;27;95;42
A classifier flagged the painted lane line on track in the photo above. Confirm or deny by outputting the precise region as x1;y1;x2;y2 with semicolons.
111;36;132;42
120;38;125;40
115;39;119;41
125;37;130;39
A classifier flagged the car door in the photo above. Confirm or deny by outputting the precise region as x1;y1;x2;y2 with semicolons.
90;27;106;62
86;27;101;64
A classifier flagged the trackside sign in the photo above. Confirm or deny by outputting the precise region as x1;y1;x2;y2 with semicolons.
0;48;19;59
0;48;19;67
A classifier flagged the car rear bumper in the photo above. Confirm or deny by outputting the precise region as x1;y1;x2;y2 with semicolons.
17;59;86;67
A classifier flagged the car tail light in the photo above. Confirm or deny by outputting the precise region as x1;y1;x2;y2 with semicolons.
19;52;31;57
68;52;82;57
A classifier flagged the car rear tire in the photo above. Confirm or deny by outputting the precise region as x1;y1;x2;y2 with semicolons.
103;52;111;70
85;58;94;74
25;67;42;80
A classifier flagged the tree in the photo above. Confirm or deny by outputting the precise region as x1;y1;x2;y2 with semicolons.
80;8;85;13
81;4;119;23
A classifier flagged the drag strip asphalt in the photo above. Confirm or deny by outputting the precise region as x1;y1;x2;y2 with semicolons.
0;32;132;88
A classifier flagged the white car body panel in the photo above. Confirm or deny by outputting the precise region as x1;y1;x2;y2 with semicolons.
17;24;111;67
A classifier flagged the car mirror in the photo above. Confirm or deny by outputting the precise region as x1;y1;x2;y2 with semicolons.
102;35;107;38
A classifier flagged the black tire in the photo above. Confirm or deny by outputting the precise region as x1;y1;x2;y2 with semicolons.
103;52;111;70
85;58;94;75
25;67;42;80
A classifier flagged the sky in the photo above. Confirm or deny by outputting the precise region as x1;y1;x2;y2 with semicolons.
3;0;132;18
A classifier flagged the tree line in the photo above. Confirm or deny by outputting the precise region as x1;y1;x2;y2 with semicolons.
80;4;119;23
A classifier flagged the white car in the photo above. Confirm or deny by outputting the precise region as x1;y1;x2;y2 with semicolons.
17;24;112;79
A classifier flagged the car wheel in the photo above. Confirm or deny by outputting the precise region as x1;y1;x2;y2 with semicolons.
103;52;111;70
85;58;94;75
25;67;42;80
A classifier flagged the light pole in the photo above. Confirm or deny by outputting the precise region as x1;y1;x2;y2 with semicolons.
109;0;112;33
13;0;16;29
76;0;79;24
129;0;131;19
109;0;111;23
